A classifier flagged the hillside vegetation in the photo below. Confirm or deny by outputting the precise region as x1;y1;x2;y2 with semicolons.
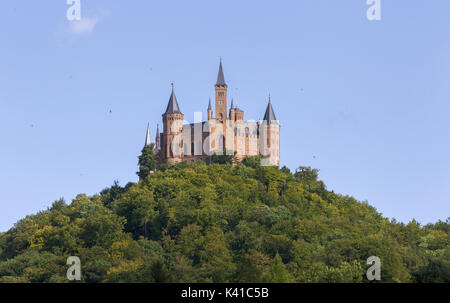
0;160;449;282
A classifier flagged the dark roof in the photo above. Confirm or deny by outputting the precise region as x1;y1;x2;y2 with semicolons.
215;59;227;86
164;85;181;114
263;97;278;124
230;98;234;109
156;124;160;139
208;98;212;110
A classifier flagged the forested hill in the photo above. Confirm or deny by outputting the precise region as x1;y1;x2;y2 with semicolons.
0;160;449;283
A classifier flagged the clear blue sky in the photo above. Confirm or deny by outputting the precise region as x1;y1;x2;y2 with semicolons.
1;1;449;231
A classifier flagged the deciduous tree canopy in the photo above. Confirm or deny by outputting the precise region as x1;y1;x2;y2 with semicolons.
0;161;448;282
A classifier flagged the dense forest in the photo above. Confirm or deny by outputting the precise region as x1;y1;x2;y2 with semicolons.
0;159;449;283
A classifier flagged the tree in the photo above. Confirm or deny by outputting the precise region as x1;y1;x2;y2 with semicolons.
113;185;156;239
242;155;262;168
100;181;133;209
1;162;449;283
413;257;450;283
137;143;157;180
267;253;293;283
211;148;235;165
294;166;319;184
294;166;326;196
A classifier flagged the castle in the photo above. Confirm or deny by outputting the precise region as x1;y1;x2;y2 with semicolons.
144;60;280;167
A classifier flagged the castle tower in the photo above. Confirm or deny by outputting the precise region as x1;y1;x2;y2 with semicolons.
215;59;227;122
155;123;161;152
162;84;184;163
207;98;213;120
261;95;280;166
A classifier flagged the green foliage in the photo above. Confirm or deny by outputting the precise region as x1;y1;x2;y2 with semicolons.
0;164;448;283
211;148;236;165
100;180;133;209
267;253;293;283
242;156;262;168
137;144;157;180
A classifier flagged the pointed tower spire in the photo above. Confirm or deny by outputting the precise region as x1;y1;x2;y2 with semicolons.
165;83;182;114
215;59;228;121
155;123;161;152
263;95;278;124
207;97;213;120
216;58;227;87
229;97;236;121
145;123;151;146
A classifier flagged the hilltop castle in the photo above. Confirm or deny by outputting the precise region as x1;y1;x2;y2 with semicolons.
144;60;280;167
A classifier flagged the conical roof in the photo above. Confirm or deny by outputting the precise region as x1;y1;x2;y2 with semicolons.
164;84;181;114
145;123;151;146
215;59;227;86
263;96;278;124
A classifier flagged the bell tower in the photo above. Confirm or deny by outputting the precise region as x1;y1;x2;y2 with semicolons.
215;59;227;122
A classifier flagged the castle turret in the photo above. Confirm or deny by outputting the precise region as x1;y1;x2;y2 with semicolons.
215;59;227;122
155;123;161;153
235;107;244;122
261;95;280;166
263;95;277;124
208;98;213;120
229;98;236;121
162;84;184;163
